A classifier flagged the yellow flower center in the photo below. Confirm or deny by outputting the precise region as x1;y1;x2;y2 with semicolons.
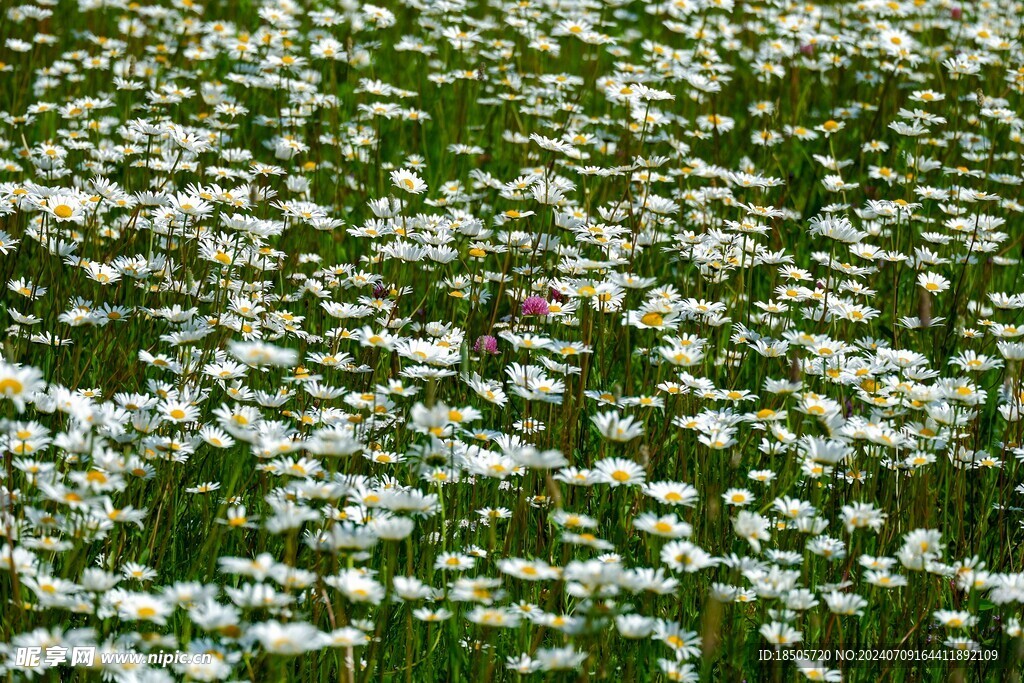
0;378;24;394
640;312;664;327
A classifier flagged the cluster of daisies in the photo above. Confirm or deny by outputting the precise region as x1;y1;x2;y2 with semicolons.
1;0;1024;680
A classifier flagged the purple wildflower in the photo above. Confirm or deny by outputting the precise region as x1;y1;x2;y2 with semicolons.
473;335;499;355
521;296;550;316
